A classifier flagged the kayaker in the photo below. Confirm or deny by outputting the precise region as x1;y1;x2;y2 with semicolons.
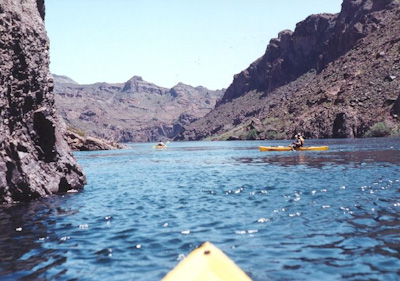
291;133;304;149
157;140;166;147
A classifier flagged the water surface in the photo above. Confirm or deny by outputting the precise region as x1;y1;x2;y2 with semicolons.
1;138;400;280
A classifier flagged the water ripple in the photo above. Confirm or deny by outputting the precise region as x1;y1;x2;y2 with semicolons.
1;139;400;280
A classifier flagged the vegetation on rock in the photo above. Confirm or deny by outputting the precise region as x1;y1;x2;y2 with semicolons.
364;122;392;137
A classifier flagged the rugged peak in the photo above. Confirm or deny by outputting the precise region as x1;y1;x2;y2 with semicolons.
294;14;337;36
276;29;292;42
53;74;78;85
173;82;190;88
129;75;143;81
122;76;167;94
169;83;224;99
169;83;198;98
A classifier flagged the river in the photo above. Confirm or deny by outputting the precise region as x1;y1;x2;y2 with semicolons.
1;138;400;280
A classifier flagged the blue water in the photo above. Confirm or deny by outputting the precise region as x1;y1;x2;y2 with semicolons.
1;138;400;280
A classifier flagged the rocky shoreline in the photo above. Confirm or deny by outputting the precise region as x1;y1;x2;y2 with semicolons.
66;130;126;151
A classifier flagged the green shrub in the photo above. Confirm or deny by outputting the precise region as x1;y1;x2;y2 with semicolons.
67;125;86;137
390;126;400;137
265;131;277;140
364;122;391;137
246;129;258;140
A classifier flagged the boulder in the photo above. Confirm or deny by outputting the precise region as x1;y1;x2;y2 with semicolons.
66;131;125;151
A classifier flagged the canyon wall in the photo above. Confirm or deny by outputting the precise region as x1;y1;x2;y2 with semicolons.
0;0;86;203
178;0;400;140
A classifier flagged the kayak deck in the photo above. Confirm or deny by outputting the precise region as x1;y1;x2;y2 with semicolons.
162;242;252;281
259;145;329;151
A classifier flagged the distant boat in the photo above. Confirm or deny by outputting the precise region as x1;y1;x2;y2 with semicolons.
153;143;167;149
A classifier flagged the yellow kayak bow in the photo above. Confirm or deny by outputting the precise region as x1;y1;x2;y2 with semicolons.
162;242;252;281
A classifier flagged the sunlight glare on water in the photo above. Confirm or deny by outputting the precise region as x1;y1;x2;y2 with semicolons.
1;138;400;280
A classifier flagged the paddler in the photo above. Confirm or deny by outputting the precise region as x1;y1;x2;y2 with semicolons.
157;140;166;147
291;133;304;149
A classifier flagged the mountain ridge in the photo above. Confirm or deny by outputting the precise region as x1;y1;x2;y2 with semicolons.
53;74;224;142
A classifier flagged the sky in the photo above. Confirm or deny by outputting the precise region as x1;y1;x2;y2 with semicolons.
46;0;343;90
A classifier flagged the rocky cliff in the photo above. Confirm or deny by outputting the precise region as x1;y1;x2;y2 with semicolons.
178;0;400;141
54;75;224;142
0;0;86;204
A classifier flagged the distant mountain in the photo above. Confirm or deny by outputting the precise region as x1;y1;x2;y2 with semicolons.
53;75;224;142
177;0;400;140
53;74;78;85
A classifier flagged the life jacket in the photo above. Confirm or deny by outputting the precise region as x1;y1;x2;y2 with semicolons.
299;136;304;146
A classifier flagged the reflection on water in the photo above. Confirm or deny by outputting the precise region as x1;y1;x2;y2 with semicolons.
1;138;400;280
237;149;400;168
0;198;77;279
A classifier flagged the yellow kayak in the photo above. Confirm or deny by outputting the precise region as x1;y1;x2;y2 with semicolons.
152;144;167;149
259;145;329;151
162;242;252;281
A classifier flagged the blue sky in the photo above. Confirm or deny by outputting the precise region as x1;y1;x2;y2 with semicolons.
46;0;343;90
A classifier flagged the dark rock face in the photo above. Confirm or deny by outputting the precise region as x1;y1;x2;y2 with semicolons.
179;0;400;141
54;75;224;142
217;14;337;106
36;0;45;20
392;94;400;116
0;0;86;203
323;0;398;63
218;0;399;107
